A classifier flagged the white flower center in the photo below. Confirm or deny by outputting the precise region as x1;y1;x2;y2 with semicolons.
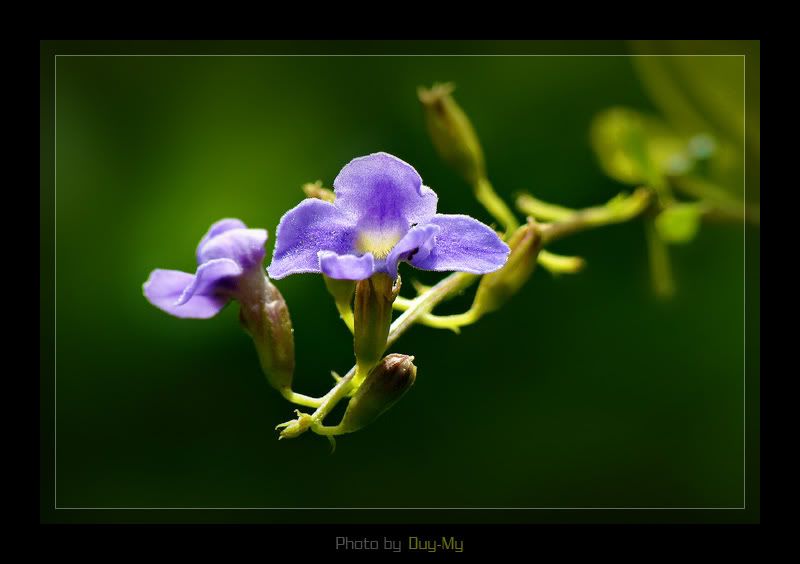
356;229;404;259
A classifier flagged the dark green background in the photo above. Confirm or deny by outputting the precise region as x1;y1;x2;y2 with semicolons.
42;42;759;522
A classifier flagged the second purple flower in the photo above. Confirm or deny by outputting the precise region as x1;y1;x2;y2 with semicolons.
267;152;510;281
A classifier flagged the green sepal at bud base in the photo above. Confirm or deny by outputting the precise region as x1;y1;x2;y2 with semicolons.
237;270;295;392
353;273;400;376
338;354;417;433
418;82;486;186
471;219;542;317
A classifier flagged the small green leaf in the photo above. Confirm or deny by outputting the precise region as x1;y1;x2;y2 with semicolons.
591;108;651;185
655;204;703;244
590;107;689;188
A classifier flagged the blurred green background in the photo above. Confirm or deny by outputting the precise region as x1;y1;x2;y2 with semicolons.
46;43;758;520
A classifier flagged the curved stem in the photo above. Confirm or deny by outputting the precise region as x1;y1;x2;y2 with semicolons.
644;218;675;299
280;388;323;408
537;250;586;274
280;272;477;437
516;193;576;221
311;368;358;425
311;423;347;436
388;272;476;346
539;187;653;244
393;296;415;310
474;177;519;235
393;297;467;333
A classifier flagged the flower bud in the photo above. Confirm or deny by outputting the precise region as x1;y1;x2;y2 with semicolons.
339;354;417;433
237;270;295;392
471;219;542;317
418;82;486;186
353;273;400;376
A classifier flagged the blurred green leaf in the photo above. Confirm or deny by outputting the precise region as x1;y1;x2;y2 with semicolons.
631;43;752;155
629;41;754;200
590;107;687;189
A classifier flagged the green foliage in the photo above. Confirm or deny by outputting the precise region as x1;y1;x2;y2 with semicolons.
655;203;704;244
590;107;686;189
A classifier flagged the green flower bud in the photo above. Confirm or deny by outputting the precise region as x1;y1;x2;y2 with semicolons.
339;354;417;433
418;82;486;186
353;273;400;376
238;271;295;392
471;219;542;317
302;180;335;203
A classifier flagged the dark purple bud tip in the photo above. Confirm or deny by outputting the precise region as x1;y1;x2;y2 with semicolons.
339;353;417;433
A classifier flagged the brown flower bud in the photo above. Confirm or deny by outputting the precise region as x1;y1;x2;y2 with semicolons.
339;354;417;433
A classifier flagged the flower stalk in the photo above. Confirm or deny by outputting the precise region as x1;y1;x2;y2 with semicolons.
474;177;520;235
237;269;295;393
277;271;474;439
353;273;400;384
644;218;676;299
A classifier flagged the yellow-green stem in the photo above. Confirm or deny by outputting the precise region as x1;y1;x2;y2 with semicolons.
537;250;586;274
474;177;519;235
516;193;576;221
644;218;676;299
280;388;323;408
393;297;466;332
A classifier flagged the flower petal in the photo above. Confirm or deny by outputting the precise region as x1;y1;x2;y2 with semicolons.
143;269;230;319
333;152;438;225
318;251;376;280
197;227;268;270
410;214;510;274
385;224;440;279
267;198;356;279
196;218;248;262
177;258;243;306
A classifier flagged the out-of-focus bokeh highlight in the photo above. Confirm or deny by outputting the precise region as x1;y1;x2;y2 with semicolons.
51;42;758;514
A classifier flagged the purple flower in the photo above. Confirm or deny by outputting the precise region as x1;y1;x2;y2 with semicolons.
267;152;510;280
143;219;268;319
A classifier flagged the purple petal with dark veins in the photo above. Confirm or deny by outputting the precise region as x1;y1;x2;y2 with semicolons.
332;152;437;226
410;214;510;274
267;198;356;279
384;224;440;279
